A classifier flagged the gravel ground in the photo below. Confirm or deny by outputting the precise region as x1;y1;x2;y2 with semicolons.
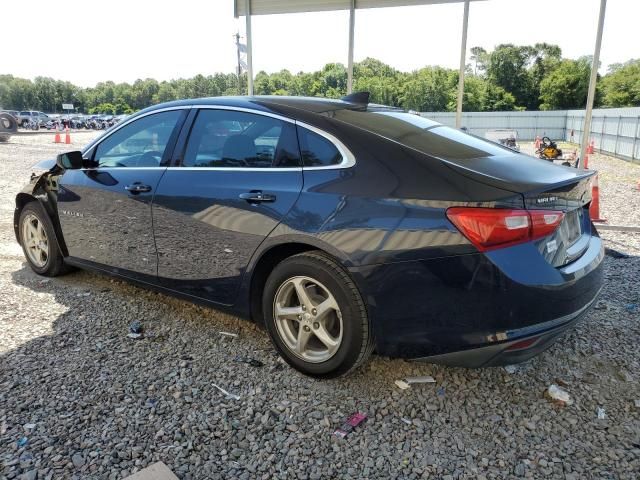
0;132;639;480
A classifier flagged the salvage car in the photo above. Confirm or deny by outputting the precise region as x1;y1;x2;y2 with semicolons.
14;94;604;377
17;110;50;127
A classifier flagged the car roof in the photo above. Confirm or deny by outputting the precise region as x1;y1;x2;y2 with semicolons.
140;95;400;118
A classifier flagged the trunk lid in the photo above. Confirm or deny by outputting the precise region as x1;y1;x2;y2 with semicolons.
444;153;596;267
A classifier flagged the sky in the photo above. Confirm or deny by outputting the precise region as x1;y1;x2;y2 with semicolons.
2;0;639;87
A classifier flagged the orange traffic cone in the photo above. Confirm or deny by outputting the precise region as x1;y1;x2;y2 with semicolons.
54;129;61;143
65;127;71;144
583;153;589;169
589;174;606;223
587;139;594;154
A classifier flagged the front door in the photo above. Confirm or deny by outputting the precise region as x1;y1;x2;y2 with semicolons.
152;108;303;305
57;109;186;278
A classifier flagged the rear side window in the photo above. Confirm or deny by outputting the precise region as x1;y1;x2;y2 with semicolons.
182;109;300;168
333;110;511;160
297;127;342;167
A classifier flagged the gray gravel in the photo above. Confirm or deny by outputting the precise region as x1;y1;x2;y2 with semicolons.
1;133;639;479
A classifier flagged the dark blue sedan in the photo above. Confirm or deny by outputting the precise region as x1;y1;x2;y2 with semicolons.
14;94;604;377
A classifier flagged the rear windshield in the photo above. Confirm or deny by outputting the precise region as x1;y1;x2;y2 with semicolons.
333;110;511;160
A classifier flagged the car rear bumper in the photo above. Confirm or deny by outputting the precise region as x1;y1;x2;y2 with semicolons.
413;286;601;367
348;233;604;363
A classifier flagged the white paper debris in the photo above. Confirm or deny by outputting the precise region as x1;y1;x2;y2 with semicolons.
546;384;573;406
394;380;410;390
405;376;436;384
219;331;238;338
212;383;240;400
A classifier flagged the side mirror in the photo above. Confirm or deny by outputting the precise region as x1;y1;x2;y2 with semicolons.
56;151;83;170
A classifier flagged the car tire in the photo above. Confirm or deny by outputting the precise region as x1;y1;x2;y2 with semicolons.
262;251;374;378
19;201;68;277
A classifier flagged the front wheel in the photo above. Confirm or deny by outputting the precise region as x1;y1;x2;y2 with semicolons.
19;201;68;277
262;251;374;378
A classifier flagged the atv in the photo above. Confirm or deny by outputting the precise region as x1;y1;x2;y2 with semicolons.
536;136;563;161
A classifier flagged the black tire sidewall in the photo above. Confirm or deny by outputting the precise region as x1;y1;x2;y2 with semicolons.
263;254;366;378
19;202;60;276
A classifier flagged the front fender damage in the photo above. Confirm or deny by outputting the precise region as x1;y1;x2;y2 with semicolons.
14;163;68;256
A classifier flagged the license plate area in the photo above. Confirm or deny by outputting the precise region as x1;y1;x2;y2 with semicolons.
561;209;583;246
540;208;587;267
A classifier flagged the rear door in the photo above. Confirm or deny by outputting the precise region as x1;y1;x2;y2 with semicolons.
152;107;303;305
57;108;186;278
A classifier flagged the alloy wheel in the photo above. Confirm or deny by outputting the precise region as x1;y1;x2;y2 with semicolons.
22;213;49;268
273;276;343;363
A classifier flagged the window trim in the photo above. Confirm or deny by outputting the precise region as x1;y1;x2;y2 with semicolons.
174;105;356;172
177;106;301;171
295;121;356;170
81;106;188;159
82;104;357;172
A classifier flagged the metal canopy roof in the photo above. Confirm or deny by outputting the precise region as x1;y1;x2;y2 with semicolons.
235;0;483;16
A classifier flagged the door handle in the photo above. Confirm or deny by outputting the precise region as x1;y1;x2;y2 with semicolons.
239;191;276;203
125;183;152;194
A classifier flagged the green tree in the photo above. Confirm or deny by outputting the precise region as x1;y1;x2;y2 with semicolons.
485;44;535;109
1;50;638;114
254;71;275;95
400;67;457;111
448;75;516;112
469;46;488;75
484;83;517;111
528;43;562;109
318;63;347;97
600;59;640;107
539;57;592;110
114;102;134;114
153;82;177;104
89;103;117;114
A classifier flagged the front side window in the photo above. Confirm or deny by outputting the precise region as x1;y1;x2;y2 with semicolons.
93;110;182;168
297;127;343;167
182;109;300;168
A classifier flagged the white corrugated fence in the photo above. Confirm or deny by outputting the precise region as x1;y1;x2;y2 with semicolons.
422;107;640;162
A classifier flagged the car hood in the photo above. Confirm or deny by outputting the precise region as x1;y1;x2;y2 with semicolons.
34;158;56;171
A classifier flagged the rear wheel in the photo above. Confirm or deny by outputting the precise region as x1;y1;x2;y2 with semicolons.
19;202;67;277
262;251;374;378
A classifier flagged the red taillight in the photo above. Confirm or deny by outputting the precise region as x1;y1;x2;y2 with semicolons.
446;207;564;252
505;336;541;351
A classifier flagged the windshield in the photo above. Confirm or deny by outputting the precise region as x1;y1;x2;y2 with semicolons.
333;110;513;160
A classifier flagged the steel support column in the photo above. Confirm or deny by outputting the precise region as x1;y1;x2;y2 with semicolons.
347;0;356;94
579;0;607;167
455;0;470;129
245;0;254;95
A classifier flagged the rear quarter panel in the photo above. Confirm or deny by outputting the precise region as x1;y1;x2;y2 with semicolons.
270;115;523;266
